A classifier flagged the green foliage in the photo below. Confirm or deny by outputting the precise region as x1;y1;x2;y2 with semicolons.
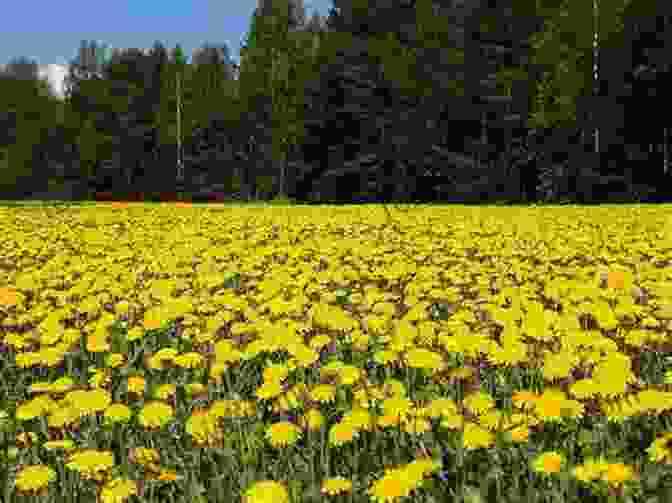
0;72;68;193
524;0;633;133
267;193;297;206
155;44;201;148
237;0;320;200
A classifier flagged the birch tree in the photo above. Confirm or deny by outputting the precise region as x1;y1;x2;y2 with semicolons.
524;0;633;151
237;0;319;199
154;44;199;188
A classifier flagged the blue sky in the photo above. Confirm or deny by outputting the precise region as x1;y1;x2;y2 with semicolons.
1;0;332;68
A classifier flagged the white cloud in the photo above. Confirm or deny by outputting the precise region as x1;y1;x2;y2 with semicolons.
37;63;69;100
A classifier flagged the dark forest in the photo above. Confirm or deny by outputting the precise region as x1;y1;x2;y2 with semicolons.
1;0;671;205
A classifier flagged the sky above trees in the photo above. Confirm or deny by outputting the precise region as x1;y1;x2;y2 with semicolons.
0;0;332;68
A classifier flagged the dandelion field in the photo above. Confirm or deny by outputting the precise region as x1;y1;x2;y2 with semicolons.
3;202;672;502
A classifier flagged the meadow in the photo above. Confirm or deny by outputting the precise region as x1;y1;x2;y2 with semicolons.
2;201;672;503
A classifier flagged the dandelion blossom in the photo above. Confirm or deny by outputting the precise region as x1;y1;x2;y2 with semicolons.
321;476;353;496
243;480;289;503
265;421;303;448
367;468;414;503
14;465;56;494
532;451;565;475
298;408;325;432
310;384;337;404
462;391;495;416
404;348;444;371
256;380;284;401
602;462;636;487
329;422;359;447
462;422;494;450
99;477;138;503
572;457;610;483
138;401;174;430
126;376;146;395
103;403;132;425
66;449;115;481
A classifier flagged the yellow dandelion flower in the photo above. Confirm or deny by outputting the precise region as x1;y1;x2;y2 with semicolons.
43;439;76;452
478;409;505;431
150;347;178;364
507;425;530;443
138;401;174;429
338;365;362;386
402;416;432;434
154;384;177;401
298;408;325;432
572;457;610;483
450;367;476;381
99;477;138;503
367;468;414;503
48;376;77;394
265;420;303;448
47;405;80;429
601;462;636;487
156;470;180;482
463;422;495;450
126;376;146;395
532;451;565;475
382;379;407;398
87;333;110;353
647;433;672;464
15;352;41;368
114;301;131;315
142;309;165;331
353;385;385;409
66;389;112;416
321;476;353;496
102;403;132;424
89;368;112;389
106;353;126;368
310;384;337;404
404;457;441;485
512;390;540;410
210;361;229;383
533;390;584;422
37;346;66;367
263;363;290;383
66;449;115;481
463;391;495;415
0;287;23;307
309;334;332;350
243;480;289;503
329;421;359;447
130;447;160;466
126;327;145;341
542;350;578;381
174;352;204;369
343;407;375;432
185;410;221;446
427;398;459;419
381;397;413;421
288;344;319;368
256;380;284;401
185;383;207;397
15;401;45;422
14;465;56;494
404;348;444;370
373;350;399;366
378;413;402;429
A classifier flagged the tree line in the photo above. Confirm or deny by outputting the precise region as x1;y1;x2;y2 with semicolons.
0;0;670;204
